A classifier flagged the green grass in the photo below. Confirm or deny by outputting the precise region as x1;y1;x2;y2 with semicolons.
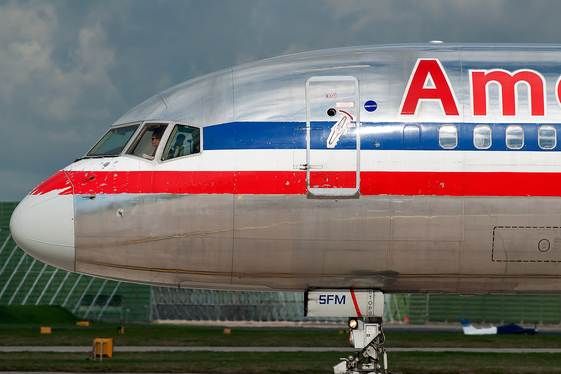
2;306;561;373
0;305;79;325
0;323;350;347
2;351;561;374
0;323;558;349
385;332;561;349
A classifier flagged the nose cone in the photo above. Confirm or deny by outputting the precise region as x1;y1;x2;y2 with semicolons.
10;171;75;272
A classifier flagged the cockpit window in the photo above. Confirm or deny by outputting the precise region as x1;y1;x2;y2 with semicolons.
162;125;201;160
87;124;139;157
127;123;168;160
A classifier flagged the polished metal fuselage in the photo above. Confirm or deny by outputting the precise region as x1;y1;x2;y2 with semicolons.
73;193;561;294
65;44;561;294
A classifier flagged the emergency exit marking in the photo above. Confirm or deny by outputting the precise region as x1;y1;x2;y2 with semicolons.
326;93;337;99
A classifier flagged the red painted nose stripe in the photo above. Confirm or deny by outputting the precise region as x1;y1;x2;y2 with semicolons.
30;171;73;196
29;169;561;197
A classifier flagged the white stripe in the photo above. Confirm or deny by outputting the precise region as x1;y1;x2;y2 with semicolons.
66;150;561;173
365;150;561;173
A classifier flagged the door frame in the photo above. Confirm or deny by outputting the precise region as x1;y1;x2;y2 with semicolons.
305;76;361;198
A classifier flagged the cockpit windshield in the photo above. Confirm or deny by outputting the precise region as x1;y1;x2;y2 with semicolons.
86;124;139;157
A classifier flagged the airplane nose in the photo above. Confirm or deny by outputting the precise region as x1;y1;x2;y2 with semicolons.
9;171;75;272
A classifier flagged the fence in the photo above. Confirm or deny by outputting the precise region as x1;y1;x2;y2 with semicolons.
408;294;561;325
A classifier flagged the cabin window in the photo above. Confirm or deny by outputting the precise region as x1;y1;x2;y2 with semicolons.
505;125;524;150
538;125;556;149
439;125;457;149
403;125;421;149
86;124;139;157
127;123;168;160
473;125;492;149
162;124;201;160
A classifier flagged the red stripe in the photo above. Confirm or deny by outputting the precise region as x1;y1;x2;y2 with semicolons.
63;171;307;195
310;171;356;189
350;289;362;317
361;171;561;196
31;170;561;197
30;171;73;196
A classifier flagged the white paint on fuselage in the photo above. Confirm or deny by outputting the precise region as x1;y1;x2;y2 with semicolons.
10;189;75;272
66;149;561;174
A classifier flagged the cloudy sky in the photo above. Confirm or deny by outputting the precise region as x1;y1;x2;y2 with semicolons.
2;0;561;201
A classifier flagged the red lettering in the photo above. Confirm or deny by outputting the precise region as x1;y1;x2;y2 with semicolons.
470;69;545;116
399;59;459;116
556;76;561;109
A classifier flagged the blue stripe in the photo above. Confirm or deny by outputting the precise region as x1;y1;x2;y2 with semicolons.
203;121;561;152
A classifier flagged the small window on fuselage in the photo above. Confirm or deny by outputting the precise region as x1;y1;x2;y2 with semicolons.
473;125;492;149
162;125;201;160
127;123;168;160
538;125;556;149
506;125;524;150
439;125;457;149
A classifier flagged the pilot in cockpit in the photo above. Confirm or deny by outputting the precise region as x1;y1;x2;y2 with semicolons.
150;130;163;156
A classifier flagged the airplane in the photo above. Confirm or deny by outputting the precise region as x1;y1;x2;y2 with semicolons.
10;42;561;374
461;318;537;335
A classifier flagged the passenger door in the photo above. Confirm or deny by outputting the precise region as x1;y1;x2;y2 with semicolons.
305;76;360;197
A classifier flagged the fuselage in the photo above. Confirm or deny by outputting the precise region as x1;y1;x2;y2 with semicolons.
10;43;561;294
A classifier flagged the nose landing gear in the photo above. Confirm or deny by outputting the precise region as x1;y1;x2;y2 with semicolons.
334;317;396;374
304;289;398;374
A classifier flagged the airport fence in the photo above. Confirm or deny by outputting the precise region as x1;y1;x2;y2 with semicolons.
408;294;561;325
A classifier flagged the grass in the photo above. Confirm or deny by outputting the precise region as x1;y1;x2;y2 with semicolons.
0;323;558;348
0;323;350;347
0;305;78;325
385;332;561;349
2;306;561;373
3;326;561;373
2;351;561;374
